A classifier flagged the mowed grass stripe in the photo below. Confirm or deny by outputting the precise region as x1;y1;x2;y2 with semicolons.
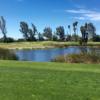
0;61;100;100
0;60;100;73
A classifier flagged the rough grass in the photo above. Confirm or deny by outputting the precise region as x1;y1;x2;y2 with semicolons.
0;41;99;49
53;53;100;64
0;48;18;60
0;60;100;100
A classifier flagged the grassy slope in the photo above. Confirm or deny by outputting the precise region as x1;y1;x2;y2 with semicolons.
0;41;99;49
0;61;100;100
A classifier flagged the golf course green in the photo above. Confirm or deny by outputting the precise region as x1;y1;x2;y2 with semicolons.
0;60;100;100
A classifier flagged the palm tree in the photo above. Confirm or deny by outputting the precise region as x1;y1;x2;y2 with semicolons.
80;26;86;40
73;21;78;41
68;25;71;36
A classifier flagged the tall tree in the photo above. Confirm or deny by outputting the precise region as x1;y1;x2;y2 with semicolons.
32;24;37;35
30;24;38;41
80;25;88;45
68;25;71;41
28;28;35;41
87;23;96;40
80;26;86;40
73;21;78;41
0;16;7;42
43;27;52;40
38;32;43;41
68;25;71;36
19;22;29;40
56;26;65;41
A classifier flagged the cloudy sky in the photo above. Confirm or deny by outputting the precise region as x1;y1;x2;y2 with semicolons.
0;0;100;38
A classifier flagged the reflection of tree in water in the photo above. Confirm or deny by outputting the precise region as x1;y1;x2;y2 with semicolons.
79;47;100;56
79;47;88;54
89;47;100;56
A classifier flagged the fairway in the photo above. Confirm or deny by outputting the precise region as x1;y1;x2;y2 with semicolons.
0;61;100;100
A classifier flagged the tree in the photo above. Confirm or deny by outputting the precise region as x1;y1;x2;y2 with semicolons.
0;16;7;42
66;34;72;41
19;22;29;40
43;27;52;40
56;26;65;41
28;28;35;41
80;22;96;44
87;23;96;40
29;24;38;41
80;25;88;45
38;32;44;41
32;24;37;35
68;25;71;36
73;21;78;41
80;26;86;40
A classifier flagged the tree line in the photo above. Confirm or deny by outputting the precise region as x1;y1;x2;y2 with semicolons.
0;16;100;43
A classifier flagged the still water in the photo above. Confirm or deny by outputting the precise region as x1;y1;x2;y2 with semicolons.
15;46;100;62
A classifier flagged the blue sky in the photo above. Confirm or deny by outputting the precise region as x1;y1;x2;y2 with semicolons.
0;0;100;39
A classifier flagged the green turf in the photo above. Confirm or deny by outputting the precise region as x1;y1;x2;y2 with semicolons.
0;60;100;100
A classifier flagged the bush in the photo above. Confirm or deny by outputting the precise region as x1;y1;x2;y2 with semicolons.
52;55;65;62
93;35;100;42
6;37;15;43
0;37;15;43
0;48;18;60
17;38;25;42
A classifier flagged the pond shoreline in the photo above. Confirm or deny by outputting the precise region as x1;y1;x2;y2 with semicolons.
7;45;100;50
15;46;100;62
0;41;100;50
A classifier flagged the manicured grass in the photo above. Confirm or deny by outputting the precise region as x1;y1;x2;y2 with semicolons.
0;60;100;100
0;41;99;49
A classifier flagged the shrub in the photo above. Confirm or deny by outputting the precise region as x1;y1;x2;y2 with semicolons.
52;55;65;62
6;37;15;43
17;38;26;42
0;48;18;60
93;35;100;42
0;37;15;43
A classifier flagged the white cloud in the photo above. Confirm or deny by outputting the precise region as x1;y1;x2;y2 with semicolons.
74;17;85;20
84;13;100;21
66;9;93;14
66;9;100;21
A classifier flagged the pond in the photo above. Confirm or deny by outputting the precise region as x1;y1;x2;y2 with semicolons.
15;46;100;62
